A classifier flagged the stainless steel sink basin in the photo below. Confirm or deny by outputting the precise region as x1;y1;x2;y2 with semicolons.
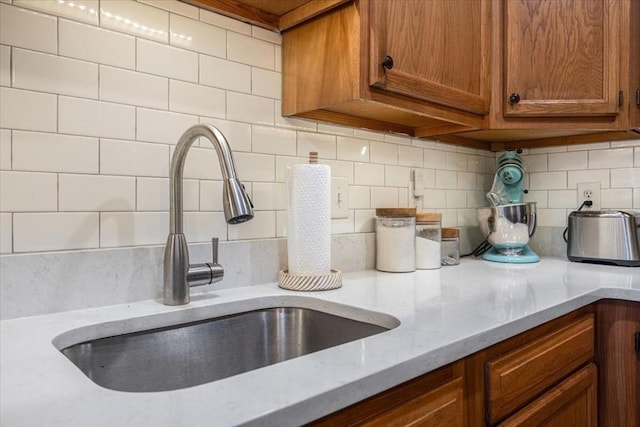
60;307;392;392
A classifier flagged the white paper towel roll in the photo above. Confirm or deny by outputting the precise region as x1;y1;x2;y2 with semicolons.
286;156;331;276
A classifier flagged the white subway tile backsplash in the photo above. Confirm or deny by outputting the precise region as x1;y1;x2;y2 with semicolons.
182;146;222;180
170;14;225;57
227;92;274;125
325;159;354;184
467;155;486;173
100;66;168;110
548;190;577;208
199;55;250;92
137;108;198;144
199;9;251;35
370;141;397;165
296;131;336;159
0;129;11;170
0;212;11;253
522;154;547;172
568;142;610;151
523;190;548;208
235;152;274;182
13;212;99;252
337;137;369;162
536;208;568;227
100;139;169;177
59;97;135;139
435;170;457;190
13;131;98;173
634;188;640;209
0;171;57;211
228;32;274;69
184;211;227;242
355;162;384;186
354;129;384;141
457;208;477;226
59;19;135;69
274;156;305;182
457;172;476;190
0;87;57;132
100;0;168;43
636;147;640;167
170;80;225;118
136;177;168;211
567;169;610;189
274;101;317;131
251;26;281;45
398;145;423;167
331;211;355;234
228;211;275;240
0;45;10;87
199;118;252;152
349;186;370;209
137;39;198;82
610;140;640;148
602;189;632;209
200;180;224;211
446;190;466;208
370;186;398;208
100;212;168;247
59;174;135;211
252;68;281;99
445;152;466;171
251;182;286;210
13;49;98;98
14;0;98;25
589;148;634;169
317;123;354;137
466;190;486;208
411;138;436;149
529;171;566;190
0;4;57;54
384;134;411;145
384;165;410;187
611;168;640;189
252;125;296;156
548;151;587;171
422;188;446;209
139;0;198;20
354;209;375;232
424;148;447;170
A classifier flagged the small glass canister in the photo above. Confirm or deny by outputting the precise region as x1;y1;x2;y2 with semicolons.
415;212;442;269
375;208;416;272
441;228;460;266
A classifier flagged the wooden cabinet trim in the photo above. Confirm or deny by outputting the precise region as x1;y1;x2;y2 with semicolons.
497;363;598;427
485;315;595;423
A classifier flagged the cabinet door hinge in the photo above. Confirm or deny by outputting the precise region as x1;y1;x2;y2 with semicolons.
618;90;624;107
635;332;640;353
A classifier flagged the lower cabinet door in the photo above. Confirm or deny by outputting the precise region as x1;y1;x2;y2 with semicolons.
498;363;597;427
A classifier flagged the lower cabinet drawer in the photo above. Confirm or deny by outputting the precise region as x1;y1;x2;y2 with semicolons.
485;315;595;423
498;363;598;427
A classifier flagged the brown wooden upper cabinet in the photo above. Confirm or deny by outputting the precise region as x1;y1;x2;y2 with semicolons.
502;0;619;118
191;0;640;150
368;0;490;116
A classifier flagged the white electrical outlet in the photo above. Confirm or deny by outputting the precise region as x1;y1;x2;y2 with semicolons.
577;182;601;210
331;177;349;219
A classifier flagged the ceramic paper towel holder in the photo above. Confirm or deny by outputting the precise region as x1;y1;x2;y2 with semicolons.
279;152;342;291
278;268;342;291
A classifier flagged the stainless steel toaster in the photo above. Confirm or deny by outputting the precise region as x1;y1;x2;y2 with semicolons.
567;210;640;266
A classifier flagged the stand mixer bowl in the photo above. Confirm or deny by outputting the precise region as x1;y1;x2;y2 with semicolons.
477;203;537;255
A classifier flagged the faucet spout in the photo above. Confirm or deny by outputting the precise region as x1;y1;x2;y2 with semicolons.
164;124;253;306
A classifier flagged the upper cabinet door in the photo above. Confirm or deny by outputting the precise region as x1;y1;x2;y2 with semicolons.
503;0;620;117
368;0;491;116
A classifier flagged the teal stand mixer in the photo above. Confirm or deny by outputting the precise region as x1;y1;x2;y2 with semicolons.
477;150;540;263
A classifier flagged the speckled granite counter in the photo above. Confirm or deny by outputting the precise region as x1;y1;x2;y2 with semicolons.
1;258;639;427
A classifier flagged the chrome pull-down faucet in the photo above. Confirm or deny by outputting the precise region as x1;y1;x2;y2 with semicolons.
163;124;253;306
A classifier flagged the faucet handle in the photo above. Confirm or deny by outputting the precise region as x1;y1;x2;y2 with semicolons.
211;237;219;264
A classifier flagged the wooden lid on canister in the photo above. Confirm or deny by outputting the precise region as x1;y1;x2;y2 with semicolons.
375;208;416;217
442;228;460;238
415;212;442;222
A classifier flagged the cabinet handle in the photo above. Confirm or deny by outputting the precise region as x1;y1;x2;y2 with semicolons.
509;93;521;104
635;332;640;353
636;89;639;106
382;55;394;70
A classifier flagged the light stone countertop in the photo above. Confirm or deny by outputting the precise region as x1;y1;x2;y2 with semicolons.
1;258;639;427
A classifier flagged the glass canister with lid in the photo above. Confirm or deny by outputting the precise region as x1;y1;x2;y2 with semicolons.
375;208;416;272
415;212;442;269
441;228;460;266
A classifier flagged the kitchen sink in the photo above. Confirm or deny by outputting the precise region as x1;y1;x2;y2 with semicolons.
59;306;395;392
